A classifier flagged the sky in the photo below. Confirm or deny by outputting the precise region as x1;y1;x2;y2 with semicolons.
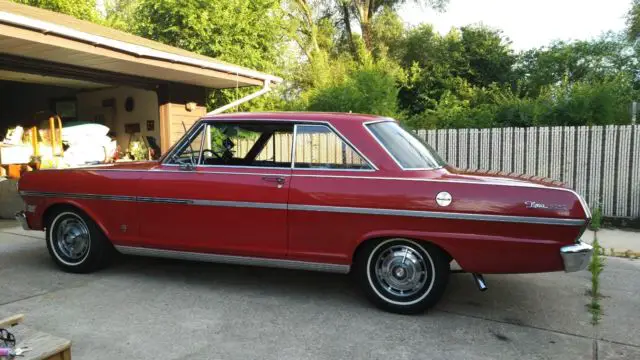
398;0;631;50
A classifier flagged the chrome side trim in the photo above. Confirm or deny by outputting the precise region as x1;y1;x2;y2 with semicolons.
20;192;585;226
136;197;191;205
190;199;287;210
21;191;288;210
19;191;137;202
288;204;586;226
114;246;351;274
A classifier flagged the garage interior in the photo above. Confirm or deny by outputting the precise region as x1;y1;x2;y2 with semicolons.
0;0;281;217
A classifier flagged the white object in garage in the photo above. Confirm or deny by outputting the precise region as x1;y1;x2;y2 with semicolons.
2;126;24;145
0;143;31;165
61;123;110;141
61;123;116;166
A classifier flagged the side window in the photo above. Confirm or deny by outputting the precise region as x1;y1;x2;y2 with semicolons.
293;124;372;170
167;122;293;168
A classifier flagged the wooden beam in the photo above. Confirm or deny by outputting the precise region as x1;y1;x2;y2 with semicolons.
0;313;24;327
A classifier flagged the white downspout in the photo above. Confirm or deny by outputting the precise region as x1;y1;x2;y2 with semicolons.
206;80;272;116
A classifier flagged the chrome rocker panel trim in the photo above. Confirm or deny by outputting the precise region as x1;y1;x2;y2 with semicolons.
115;246;351;274
560;240;593;272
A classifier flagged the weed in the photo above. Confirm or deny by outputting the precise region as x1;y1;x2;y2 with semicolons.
587;234;605;325
589;206;602;231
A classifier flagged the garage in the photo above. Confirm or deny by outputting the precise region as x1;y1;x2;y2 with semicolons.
0;0;281;217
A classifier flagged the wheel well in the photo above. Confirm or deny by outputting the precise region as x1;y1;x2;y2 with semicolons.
42;203;85;230
353;237;454;264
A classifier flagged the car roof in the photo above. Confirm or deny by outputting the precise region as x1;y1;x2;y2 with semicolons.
201;111;393;125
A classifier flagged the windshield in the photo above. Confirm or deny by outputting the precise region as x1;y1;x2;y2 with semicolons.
366;121;446;170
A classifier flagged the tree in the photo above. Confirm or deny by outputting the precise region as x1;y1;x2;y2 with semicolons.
515;35;639;97
344;0;448;52
11;0;101;22
397;25;516;116
627;0;640;41
126;0;290;111
103;0;139;31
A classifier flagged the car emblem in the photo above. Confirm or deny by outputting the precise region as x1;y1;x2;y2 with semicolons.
524;201;568;210
435;192;452;207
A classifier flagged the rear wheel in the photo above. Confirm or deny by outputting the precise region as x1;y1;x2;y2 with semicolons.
46;208;113;273
355;238;449;314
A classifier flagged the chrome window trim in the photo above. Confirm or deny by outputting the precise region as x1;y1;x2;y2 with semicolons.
115;246;350;274
362;120;444;171
291;124;298;170
21;190;585;226
161;121;206;165
292;123;377;171
161;164;292;172
163;119;301;169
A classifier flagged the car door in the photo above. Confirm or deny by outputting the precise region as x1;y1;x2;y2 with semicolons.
287;123;377;264
135;120;293;258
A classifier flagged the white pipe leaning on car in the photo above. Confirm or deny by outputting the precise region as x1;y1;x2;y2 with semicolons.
206;80;273;116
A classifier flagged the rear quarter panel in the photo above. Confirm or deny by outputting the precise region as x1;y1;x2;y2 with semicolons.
288;172;587;273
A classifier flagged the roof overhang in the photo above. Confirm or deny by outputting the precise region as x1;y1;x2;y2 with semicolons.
0;10;282;89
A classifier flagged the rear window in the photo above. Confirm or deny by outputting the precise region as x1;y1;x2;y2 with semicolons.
366;121;446;170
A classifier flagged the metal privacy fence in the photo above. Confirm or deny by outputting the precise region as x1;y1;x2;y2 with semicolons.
414;125;640;218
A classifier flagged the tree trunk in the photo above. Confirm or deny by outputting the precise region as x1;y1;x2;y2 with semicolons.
341;3;357;56
361;19;372;51
295;0;320;57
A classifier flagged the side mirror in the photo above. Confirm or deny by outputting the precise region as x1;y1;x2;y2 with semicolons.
178;162;194;171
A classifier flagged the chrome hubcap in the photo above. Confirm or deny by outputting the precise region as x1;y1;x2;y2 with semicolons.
55;217;90;261
374;245;428;297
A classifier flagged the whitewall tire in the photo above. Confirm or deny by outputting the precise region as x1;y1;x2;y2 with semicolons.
46;207;114;273
355;238;449;314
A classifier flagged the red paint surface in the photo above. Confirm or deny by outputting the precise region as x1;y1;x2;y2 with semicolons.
18;112;590;274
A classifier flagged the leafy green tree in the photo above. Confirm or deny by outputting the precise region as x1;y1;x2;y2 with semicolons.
627;0;640;41
344;0;448;52
126;0;289;111
514;35;639;96
11;0;100;22
303;60;402;116
398;25;516;116
103;0;139;31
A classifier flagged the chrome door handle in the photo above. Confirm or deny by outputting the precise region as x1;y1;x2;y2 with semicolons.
262;176;285;185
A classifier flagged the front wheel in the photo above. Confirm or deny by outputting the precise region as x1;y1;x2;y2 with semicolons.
355;238;450;314
46;208;114;273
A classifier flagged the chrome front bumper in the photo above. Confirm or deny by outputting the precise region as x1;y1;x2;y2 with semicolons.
560;241;593;272
15;211;30;230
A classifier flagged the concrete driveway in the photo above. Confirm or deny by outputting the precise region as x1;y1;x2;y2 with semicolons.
0;221;638;360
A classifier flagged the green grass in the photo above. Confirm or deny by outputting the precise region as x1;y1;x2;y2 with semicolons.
589;206;602;231
587;233;605;325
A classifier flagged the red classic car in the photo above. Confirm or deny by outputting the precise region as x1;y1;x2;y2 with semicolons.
15;112;593;314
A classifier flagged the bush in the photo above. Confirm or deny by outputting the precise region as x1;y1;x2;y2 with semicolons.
406;75;639;129
303;61;402;117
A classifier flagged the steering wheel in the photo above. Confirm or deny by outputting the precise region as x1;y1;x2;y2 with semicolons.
200;149;223;162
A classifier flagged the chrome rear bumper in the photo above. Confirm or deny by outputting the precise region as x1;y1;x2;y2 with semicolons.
560;241;593;272
15;211;30;230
